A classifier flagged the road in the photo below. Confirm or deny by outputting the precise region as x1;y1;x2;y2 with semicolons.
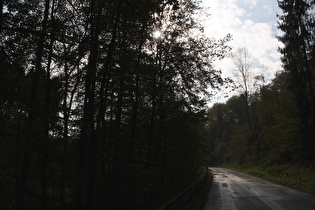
203;167;315;210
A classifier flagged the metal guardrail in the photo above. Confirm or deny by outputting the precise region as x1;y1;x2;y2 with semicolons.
159;171;208;210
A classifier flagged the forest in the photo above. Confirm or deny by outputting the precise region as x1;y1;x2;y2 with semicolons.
0;0;314;209
206;0;315;171
0;0;230;209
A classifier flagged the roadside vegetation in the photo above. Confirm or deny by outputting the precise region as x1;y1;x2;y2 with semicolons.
181;169;213;210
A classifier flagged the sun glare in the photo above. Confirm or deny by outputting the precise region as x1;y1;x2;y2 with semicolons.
153;30;161;39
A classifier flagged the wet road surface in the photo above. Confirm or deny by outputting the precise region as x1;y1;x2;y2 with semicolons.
204;167;315;210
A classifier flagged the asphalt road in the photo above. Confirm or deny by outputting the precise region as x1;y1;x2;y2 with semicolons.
203;167;315;210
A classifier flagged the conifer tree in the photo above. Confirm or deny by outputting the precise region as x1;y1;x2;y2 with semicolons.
277;0;315;158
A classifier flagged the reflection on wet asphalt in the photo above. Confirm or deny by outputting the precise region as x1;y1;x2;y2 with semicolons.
204;168;315;210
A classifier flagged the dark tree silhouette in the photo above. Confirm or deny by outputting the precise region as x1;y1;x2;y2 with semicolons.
277;0;315;159
0;0;230;209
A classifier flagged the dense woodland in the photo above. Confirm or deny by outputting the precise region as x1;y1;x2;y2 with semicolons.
206;0;315;168
0;0;231;209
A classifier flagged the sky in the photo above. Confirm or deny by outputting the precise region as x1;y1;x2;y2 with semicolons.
201;0;283;106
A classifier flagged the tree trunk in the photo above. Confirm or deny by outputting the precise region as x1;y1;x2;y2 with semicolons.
41;1;56;207
60;45;82;207
147;88;156;169
16;1;50;209
76;0;104;208
146;40;164;169
60;77;68;208
131;17;147;139
96;0;122;177
60;48;69;207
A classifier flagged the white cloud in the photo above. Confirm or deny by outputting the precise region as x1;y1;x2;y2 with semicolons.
203;1;281;76
201;0;282;106
202;0;244;38
244;0;258;8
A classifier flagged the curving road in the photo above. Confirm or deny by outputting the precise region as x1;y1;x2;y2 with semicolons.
204;167;315;210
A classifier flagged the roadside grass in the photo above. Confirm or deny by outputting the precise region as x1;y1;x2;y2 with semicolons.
181;169;213;210
221;164;315;195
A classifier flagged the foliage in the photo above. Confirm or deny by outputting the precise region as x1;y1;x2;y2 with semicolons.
0;0;230;209
180;169;213;210
277;0;315;158
204;0;315;171
205;70;314;167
